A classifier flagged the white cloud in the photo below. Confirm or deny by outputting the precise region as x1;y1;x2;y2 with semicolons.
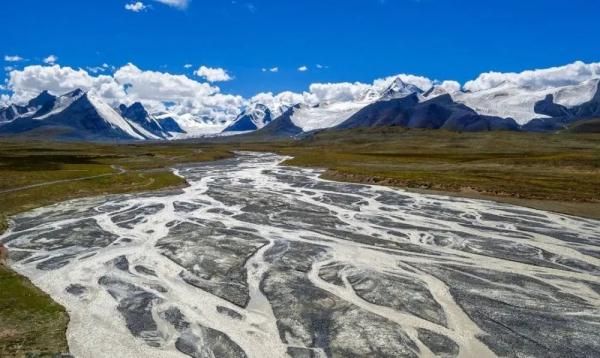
262;67;279;73
372;73;434;92
5;63;242;124
184;64;193;69
125;2;147;12
250;91;306;115
464;61;600;92
4;55;24;62
4;66;15;72
308;82;372;103
194;66;232;82
115;63;218;101
6;60;598;129
153;0;189;9
0;94;10;107
298;65;308;72
43;55;58;65
8;65;98;103
437;80;461;93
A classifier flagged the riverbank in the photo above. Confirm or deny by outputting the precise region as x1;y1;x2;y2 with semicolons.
2;129;600;355
239;128;600;219
5;151;599;358
0;141;233;357
320;170;600;220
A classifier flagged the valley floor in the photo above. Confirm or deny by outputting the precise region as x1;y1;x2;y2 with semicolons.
0;141;232;357
232;128;600;219
0;129;599;356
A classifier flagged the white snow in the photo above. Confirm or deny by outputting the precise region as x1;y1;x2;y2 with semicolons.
87;94;146;140
380;77;423;100
452;78;599;124
34;91;84;120
127;120;162;140
290;101;374;132
158;112;229;138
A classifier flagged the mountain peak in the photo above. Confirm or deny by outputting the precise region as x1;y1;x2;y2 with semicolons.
65;88;85;98
222;102;273;132
27;90;57;108
380;77;423;100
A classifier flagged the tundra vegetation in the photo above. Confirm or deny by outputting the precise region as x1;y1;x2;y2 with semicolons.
1;128;599;355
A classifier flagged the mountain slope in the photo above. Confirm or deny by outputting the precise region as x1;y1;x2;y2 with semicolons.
452;79;600;124
119;102;171;139
380;77;424;100
0;91;150;141
523;81;600;132
223;103;273;132
337;94;519;131
249;105;304;138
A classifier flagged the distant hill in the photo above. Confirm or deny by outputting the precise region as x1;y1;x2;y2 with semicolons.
568;118;600;133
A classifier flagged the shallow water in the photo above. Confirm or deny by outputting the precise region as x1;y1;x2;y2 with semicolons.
2;152;600;358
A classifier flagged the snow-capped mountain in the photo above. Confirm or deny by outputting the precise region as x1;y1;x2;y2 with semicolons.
451;78;600;124
379;77;424;101
2;63;599;141
0;104;29;123
0;90;178;141
0;90;60;123
336;93;519;131
223;103;273;132
244;76;425;135
119;102;176;139
251;75;600;137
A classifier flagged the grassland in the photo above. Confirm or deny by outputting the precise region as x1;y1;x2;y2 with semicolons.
231;128;600;219
0;140;232;357
1;129;600;355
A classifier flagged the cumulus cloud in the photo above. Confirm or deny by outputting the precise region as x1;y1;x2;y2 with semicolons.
308;82;371;103
125;2;147;12
6;63;243;123
184;64;193;69
7;60;598;128
194;66;233;82
0;94;10;107
464;61;600;92
154;0;189;9
8;65;98;103
249;72;442;109
437;80;461;93
250;91;307;115
4;55;24;62
372;73;434;92
43;55;58;65
262;67;279;73
115;63;218;101
298;66;308;72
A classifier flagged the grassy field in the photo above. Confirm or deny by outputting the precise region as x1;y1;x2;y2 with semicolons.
230;128;600;219
0;140;232;357
1;129;600;355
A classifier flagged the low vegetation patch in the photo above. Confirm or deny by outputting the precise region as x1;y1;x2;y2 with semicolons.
1;129;599;354
0;140;233;356
231;128;600;218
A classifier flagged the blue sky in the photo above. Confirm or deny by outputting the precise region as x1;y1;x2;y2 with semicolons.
2;0;600;97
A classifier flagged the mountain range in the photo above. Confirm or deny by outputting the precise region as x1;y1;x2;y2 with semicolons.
1;72;599;141
0;90;184;141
